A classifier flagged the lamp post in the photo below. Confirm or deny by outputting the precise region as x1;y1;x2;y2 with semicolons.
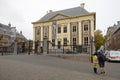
43;36;47;55
0;34;3;56
14;28;17;55
14;38;17;54
90;36;94;62
28;40;30;55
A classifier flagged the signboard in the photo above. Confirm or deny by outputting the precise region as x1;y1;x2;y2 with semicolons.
52;20;57;40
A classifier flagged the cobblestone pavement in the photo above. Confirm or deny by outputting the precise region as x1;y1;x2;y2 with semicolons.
0;55;119;80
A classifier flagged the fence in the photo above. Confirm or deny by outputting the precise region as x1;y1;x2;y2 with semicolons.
0;41;90;55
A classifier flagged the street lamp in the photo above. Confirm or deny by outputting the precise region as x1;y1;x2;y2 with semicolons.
90;36;94;62
28;40;30;55
14;38;18;54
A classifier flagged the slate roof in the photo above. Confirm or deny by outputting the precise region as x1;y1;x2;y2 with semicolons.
16;32;27;40
113;27;120;34
0;23;13;35
113;22;120;34
37;6;89;22
0;23;26;40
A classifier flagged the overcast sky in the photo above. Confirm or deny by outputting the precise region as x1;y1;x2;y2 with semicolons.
0;0;120;40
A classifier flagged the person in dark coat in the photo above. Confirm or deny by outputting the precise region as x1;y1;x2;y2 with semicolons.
97;50;106;74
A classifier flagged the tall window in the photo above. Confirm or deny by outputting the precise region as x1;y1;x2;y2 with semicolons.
73;26;76;32
63;38;67;46
84;37;88;46
43;27;49;37
52;39;55;46
84;24;88;31
37;29;40;35
73;38;76;45
63;26;67;33
58;27;61;33
57;41;61;49
36;27;40;35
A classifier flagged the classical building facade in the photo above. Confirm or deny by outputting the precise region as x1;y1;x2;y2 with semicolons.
32;4;96;53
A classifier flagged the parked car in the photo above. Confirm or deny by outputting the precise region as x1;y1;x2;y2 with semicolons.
105;51;120;62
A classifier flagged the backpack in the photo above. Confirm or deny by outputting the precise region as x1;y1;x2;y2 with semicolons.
102;54;107;61
98;53;106;62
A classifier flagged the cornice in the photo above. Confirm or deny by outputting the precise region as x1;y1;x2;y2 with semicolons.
32;12;96;24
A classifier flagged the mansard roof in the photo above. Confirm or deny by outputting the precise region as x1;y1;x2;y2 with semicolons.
36;6;89;22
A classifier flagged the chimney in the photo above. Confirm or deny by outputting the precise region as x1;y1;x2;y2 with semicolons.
8;23;11;27
20;31;22;34
80;3;85;8
47;10;53;13
117;21;120;25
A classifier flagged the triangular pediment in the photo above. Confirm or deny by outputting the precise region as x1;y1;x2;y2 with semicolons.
49;13;70;20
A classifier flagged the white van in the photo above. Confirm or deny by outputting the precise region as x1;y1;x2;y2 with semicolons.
106;51;120;62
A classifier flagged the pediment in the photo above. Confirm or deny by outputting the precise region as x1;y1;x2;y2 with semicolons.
49;13;70;20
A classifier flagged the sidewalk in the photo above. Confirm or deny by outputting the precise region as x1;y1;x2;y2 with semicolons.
0;55;119;80
48;53;91;62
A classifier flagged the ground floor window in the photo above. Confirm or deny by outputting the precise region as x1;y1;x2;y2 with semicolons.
63;38;67;46
84;37;88;46
57;41;61;49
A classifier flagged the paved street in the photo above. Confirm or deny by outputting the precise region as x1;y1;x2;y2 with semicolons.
0;55;119;80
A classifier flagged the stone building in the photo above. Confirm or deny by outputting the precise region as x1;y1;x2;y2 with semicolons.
0;23;27;52
105;26;115;50
106;21;120;50
32;3;96;53
111;27;120;50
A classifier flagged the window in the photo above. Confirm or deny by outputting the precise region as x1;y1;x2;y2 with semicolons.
63;26;67;33
73;38;76;45
57;41;61;49
84;37;88;46
37;29;40;35
52;39;55;46
63;38;67;46
84;24;88;31
58;27;61;33
73;26;76;32
44;27;48;37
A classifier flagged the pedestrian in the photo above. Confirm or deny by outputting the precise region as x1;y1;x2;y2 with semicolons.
92;52;98;74
97;50;106;74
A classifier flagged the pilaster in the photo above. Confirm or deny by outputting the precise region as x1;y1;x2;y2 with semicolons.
67;23;70;45
78;21;82;45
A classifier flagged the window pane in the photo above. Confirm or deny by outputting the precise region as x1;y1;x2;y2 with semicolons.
73;26;76;32
84;37;88;46
64;26;67;33
52;39;55;46
37;29;40;35
57;41;61;49
58;27;61;33
84;24;88;31
73;38;76;45
64;38;67;46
